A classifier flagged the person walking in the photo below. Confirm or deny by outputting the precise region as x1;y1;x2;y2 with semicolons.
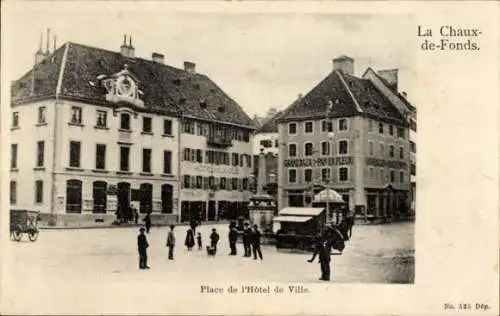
137;227;150;269
133;206;139;225
197;232;202;250
143;212;152;233
228;224;238;255
242;222;251;257
166;225;176;260
190;218;198;235
308;235;332;281
250;225;263;260
209;228;220;255
185;228;195;251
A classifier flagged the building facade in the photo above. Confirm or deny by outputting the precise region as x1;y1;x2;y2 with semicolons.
277;56;415;218
10;36;254;224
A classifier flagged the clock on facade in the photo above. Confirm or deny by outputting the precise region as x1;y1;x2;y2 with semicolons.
117;76;135;97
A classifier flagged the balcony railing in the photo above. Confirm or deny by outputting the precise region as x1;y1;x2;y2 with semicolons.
207;134;233;147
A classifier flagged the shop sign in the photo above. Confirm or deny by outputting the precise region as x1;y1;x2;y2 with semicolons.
192;164;240;175
284;156;353;168
365;158;407;169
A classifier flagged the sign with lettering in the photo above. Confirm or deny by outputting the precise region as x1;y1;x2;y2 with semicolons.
365;158;407;169
284;156;354;168
192;164;240;175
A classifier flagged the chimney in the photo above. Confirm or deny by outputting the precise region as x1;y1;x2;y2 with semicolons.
257;148;267;195
35;32;45;64
184;61;196;74
333;55;354;75
53;35;57;52
128;36;135;58
402;91;407;98
120;34;129;56
152;52;164;63
46;28;50;54
377;69;398;92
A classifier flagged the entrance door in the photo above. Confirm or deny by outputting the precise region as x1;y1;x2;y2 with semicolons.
161;184;173;214
117;182;131;219
367;195;376;215
92;181;107;213
288;194;304;207
66;179;82;213
208;201;216;221
139;183;153;214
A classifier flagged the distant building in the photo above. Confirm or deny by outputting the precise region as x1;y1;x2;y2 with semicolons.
276;55;415;218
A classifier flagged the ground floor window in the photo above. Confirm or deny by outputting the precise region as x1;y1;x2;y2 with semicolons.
93;181;107;213
35;180;44;203
181;201;205;222
66;179;82;213
10;180;17;204
139;183;153;214
161;184;173;214
288;193;304;207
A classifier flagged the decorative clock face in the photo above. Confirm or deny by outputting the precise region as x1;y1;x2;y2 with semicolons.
117;76;135;97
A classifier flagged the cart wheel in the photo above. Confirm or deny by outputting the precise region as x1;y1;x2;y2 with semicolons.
12;228;22;242
28;231;39;242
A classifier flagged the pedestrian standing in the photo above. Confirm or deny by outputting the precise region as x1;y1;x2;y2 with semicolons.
250;225;263;260
209;228;220;255
190;219;197;235
308;234;332;281
137;227;150;269
185;228;195;251
166;225;176;260
144;212;152;233
133;206;139;225
228;225;238;255
242;222;251;257
197;232;202;250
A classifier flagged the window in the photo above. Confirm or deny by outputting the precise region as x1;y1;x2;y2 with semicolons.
231;178;238;190
36;141;45;167
304;142;314;156
183;148;191;161
163;119;173;135
246;155;252;168
410;141;416;153
12;112;19;128
321;141;330;155
120;146;130;171
142;117;152;133
398;127;406;138
369;167;375;179
390;170;396;183
196;176;203;189
304;168;313;183
338;140;348;155
322;120;333;132
232;153;239;166
369;141;374;156
288;144;297;157
196;149;203;163
288;123;297;134
35;180;43;203
380;168;385;182
380;143;385;157
142;148;152;173
274;139;279;147
95;144;106;170
399;147;404;159
321;168;331;182
220;177;227;190
389;145;395;158
70;106;82;124
183;120;195;134
11;144;18;169
378;123;384;134
400;171;405;183
288;169;297;183
411;163;416;176
38;107;47;124
239;154;245;167
339;119;348;131
243;178;249;190
10;181;17;204
304;121;313;133
368;119;373;132
69;141;81;168
260;139;273;148
96;110;107;127
120;113;131;130
163;151;172;174
208;176;215;189
339;167;348;182
183;175;191;188
389;125;394;136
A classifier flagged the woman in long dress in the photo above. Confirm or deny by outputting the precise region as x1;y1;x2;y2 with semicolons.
185;228;195;251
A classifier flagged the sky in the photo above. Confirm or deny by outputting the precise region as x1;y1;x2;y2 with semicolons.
6;4;415;118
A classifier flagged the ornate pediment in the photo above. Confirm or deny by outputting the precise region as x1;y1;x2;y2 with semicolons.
95;64;144;108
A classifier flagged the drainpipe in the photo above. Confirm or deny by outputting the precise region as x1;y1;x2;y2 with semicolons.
176;112;183;223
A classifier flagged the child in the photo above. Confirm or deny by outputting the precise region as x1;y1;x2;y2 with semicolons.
197;232;202;250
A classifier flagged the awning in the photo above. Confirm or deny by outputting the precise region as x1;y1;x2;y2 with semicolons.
279;207;325;216
314;189;345;203
273;216;313;223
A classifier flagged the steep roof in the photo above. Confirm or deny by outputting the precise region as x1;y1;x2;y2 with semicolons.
256;110;283;133
277;69;409;127
11;42;255;129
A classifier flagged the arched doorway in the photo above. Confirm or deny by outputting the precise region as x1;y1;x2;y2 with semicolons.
161;184;173;214
140;183;153;214
92;181;107;213
66;179;82;213
117;182;131;220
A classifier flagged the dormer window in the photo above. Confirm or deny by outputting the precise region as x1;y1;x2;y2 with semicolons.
218;106;225;113
193;83;200;90
200;100;207;109
120;113;131;130
173;79;181;86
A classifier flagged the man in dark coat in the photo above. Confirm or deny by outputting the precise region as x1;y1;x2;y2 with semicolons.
190;219;198;235
144;212;152;233
137;227;150;269
166;225;176;260
228;225;238;255
242;223;251;257
209;228;220;255
250;225;263;260
308;235;332;281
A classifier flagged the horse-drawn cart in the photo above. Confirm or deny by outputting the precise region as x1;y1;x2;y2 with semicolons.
10;209;40;242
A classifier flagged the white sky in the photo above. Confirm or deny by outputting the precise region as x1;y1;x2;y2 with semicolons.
7;4;415;117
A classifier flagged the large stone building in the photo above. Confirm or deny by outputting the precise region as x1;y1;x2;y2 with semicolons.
276;55;415;218
10;36;254;224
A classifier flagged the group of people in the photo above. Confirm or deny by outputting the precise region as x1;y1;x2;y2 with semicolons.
230;222;263;260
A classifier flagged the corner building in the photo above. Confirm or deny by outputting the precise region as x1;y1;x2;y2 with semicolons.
277;56;415;218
